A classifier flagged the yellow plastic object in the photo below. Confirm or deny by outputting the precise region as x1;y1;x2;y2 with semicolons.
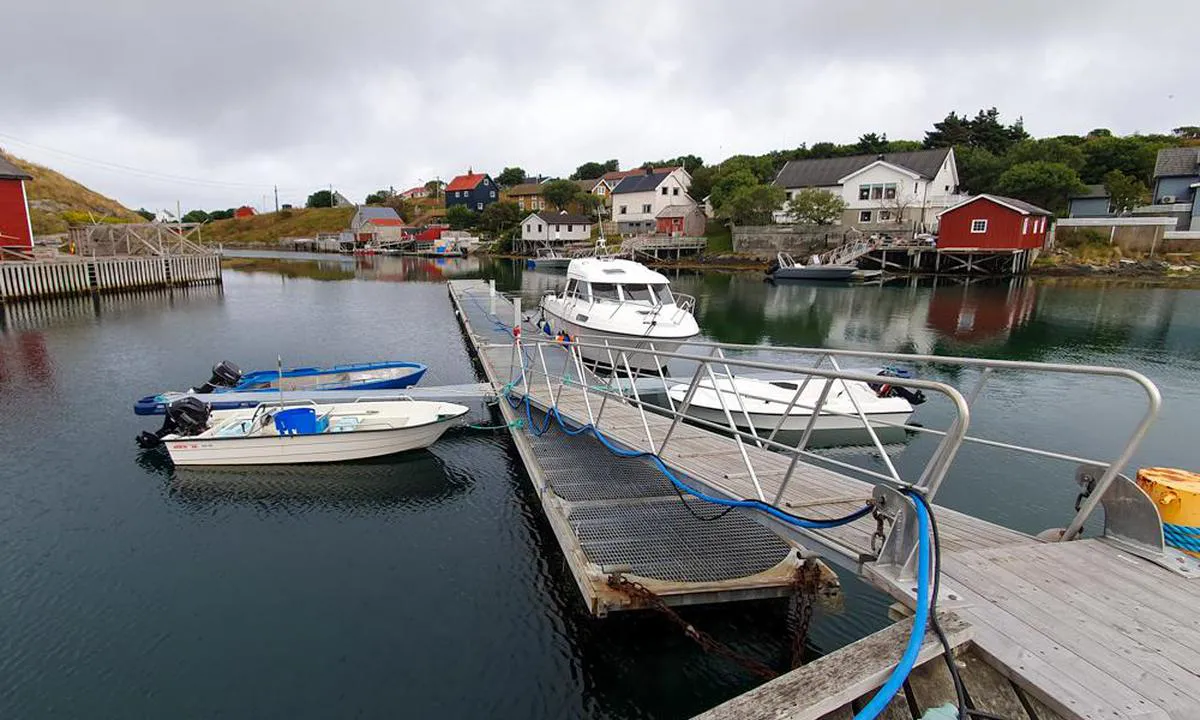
1138;467;1200;556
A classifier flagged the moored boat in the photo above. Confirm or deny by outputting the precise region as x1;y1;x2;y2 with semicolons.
134;360;427;415
530;247;571;269
139;397;469;465
666;373;922;433
768;252;856;282
538;257;699;373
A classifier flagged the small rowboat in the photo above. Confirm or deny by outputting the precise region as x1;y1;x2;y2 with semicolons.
134;360;427;415
152;398;469;466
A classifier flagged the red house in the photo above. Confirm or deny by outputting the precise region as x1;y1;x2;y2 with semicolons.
936;194;1052;250
0;155;34;254
234;205;256;218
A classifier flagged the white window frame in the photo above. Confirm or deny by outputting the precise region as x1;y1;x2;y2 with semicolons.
619;205;627;215
970;219;988;233
1022;217;1029;234
476;202;483;210
567;224;573;232
879;210;892;222
858;185;870;201
642;203;652;214
859;210;872;223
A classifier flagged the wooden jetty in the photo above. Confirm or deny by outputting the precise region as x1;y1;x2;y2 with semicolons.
447;278;1199;719
0;254;222;301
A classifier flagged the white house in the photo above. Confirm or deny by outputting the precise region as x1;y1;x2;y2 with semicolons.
773;148;964;232
520;211;592;248
610;168;694;234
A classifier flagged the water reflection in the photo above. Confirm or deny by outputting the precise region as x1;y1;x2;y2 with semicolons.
137;438;476;512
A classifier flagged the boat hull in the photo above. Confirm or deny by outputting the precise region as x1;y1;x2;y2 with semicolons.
771;265;856;281
540;310;689;373
682;404;912;433
164;416;459;466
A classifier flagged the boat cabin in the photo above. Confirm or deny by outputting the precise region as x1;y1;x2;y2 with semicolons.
561;258;678;306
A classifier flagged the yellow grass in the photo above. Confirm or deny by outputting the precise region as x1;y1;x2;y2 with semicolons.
1;149;140;234
200;207;355;246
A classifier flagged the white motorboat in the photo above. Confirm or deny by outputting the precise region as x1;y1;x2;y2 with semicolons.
149;398;469;466
539;257;699;373
768;252;856;282
666;375;916;433
532;247;571;269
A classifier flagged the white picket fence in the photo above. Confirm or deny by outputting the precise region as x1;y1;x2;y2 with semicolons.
0;255;222;300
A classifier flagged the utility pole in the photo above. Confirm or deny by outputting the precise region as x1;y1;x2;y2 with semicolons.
274;185;279;213
329;183;334;208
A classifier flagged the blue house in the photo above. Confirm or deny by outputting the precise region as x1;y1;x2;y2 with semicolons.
1067;184;1112;218
1151;147;1200;230
444;170;498;211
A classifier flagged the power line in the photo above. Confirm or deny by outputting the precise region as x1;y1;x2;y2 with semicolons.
0;130;303;192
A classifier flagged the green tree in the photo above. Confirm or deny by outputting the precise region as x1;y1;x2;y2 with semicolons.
1006;138;1086;172
855;133;889;155
884;139;924;153
968;108;1028;155
445;204;477;230
718;155;776;183
924;111;973;149
570;159;619;180
541;179;581;210
953;147;1009;194
478;201;521;234
640;154;704;174
365;189;393;204
723;183;786;225
1081;135;1162;183
495;167;527;187
181;210;210;223
577;193;605;217
709;168;758;214
1087;128;1113;138
134;208;156;221
306;190;334;208
785;189;847;225
1103;169;1149;215
382;196;416;222
209;208;235;220
995;161;1085;215
1173;126;1200;140
424;180;444;198
688;165;717;202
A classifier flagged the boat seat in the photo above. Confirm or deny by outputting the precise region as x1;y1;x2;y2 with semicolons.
274;408;330;435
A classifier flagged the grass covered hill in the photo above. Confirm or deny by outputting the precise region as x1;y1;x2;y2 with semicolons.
0;148;141;234
199;207;355;246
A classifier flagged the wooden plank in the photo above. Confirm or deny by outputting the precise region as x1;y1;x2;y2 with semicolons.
695;614;971;720
957;650;1032;720
948;550;1198;712
904;655;958;712
816;707;853;720
1015;684;1069;720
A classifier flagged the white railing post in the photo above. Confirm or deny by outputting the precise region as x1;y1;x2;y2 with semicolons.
773;380;836;506
619;349;657;454
703;362;765;502
828;357;903;486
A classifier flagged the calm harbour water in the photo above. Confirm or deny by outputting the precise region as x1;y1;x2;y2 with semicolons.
1;251;1197;719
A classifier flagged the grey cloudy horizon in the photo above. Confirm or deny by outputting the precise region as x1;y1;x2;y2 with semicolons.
1;0;1194;213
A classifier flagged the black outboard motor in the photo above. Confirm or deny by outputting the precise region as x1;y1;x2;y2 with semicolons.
192;360;242;394
765;258;780;276
870;366;927;405
136;396;212;448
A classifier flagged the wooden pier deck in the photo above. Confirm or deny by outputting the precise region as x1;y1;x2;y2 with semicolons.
0;254;222;301
447;279;1200;719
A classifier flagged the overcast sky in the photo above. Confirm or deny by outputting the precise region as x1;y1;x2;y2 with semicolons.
1;1;1194;214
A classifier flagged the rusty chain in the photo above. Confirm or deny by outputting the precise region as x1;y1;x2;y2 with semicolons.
606;574;778;681
786;557;822;669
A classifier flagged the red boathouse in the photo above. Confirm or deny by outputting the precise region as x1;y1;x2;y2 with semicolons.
0;155;34;256
936;194;1052;251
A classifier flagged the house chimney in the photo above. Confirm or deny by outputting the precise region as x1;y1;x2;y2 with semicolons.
877;154;885;161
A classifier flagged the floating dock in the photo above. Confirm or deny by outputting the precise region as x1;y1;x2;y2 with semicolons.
448;280;835;615
448;278;1199;719
0;255;222;301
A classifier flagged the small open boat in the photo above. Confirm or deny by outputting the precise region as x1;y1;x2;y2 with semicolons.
134;360;427;415
768;252;856;282
666;373;923;434
139;397;469;465
530;247;571;269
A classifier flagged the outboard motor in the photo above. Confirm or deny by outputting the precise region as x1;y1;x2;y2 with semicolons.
192;360;242;394
870;366;927;405
765;259;780;276
136;396;212;448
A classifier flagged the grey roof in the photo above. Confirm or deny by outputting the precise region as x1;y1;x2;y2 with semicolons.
0;155;33;181
774;147;952;188
612;171;670;194
656;204;700;218
1153;147;1200;178
535;212;592;225
978;194;1053;216
1071;184;1109;199
355;206;401;221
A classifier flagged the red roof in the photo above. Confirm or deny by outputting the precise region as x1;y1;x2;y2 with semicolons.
368;218;406;227
399;186;427;197
446;173;487;192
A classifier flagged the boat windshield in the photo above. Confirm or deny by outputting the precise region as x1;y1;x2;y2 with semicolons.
654;284;674;305
620;284;658;304
590;282;620;301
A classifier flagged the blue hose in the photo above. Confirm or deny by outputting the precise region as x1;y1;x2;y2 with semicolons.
854;488;933;720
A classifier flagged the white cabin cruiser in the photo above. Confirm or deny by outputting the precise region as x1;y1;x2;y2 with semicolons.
139;396;469;466
539;257;699;373
666;375;919;433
